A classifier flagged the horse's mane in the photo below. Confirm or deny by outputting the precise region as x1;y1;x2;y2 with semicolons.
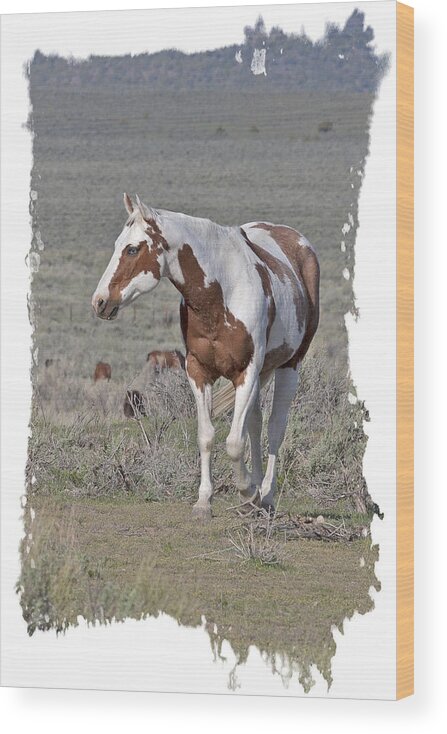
128;207;234;244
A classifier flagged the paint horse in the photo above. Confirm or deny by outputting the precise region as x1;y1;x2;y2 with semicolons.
92;194;319;520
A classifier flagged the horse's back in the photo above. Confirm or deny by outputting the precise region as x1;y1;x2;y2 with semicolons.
243;220;317;282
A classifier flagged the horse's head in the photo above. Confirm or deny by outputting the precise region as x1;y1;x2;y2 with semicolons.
92;193;168;320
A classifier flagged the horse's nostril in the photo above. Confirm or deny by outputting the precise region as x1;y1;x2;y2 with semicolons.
95;297;106;314
93;296;108;317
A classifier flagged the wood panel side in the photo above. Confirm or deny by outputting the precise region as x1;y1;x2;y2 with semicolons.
396;1;414;701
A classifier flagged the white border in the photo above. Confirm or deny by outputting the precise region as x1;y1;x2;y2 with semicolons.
1;1;396;699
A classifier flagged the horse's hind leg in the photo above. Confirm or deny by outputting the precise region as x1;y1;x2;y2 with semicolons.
243;391;263;500
260;366;299;512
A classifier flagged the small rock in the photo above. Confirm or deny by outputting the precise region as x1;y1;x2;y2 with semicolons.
316;515;325;524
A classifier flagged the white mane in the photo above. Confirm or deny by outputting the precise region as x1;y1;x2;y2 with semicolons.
128;206;234;246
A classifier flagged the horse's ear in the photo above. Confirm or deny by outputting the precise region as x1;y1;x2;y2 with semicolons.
135;194;158;223
123;193;134;216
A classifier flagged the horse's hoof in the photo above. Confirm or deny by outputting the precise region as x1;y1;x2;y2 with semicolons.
260;501;275;516
192;504;212;522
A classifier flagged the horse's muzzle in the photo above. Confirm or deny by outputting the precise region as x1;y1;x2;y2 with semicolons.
92;295;120;321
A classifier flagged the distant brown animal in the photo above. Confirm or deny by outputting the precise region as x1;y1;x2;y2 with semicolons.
146;349;185;374
94;362;112;382
123;389;147;419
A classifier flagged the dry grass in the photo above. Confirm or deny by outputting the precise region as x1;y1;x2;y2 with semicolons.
227;525;285;566
28;350;375;516
29;365;202;501
238;510;370;543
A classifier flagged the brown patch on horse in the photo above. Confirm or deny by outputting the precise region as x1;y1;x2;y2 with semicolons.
144;217;170;252
261;342;294;375
240;228;306;334
108;240;162;303
252;224;320;369
174;244;254;390
94;362;111;382
111;214;169;301
147;350;185;373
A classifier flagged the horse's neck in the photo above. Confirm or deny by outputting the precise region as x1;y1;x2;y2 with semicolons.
160;211;236;301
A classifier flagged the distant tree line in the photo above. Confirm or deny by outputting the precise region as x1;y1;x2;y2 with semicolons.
28;10;389;94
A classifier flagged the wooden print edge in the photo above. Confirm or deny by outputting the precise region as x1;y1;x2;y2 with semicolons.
396;1;414;700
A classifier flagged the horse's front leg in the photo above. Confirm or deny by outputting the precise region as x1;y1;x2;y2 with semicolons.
226;365;261;500
186;356;215;521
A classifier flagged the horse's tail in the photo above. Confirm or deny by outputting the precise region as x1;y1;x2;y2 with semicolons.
212;380;236;418
212;371;275;418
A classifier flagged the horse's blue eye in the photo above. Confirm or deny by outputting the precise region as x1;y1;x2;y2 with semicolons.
127;246;138;256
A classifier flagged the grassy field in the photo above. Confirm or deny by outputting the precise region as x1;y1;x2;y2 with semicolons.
29;89;371;373
24;52;383;692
